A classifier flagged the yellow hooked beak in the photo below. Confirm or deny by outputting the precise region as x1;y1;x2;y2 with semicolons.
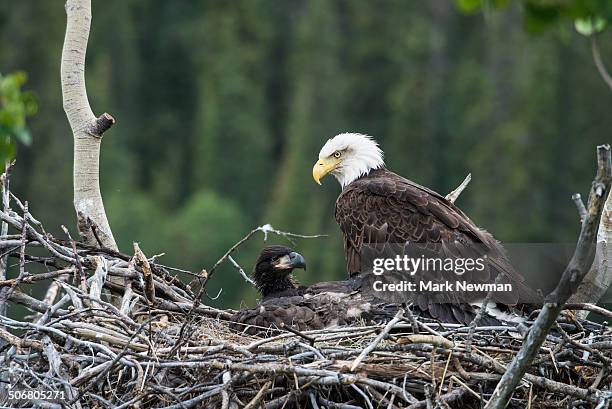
312;157;341;185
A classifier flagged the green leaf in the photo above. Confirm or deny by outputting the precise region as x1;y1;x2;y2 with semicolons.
14;127;32;145
574;17;607;36
0;70;36;150
22;92;38;116
455;0;509;13
456;0;483;12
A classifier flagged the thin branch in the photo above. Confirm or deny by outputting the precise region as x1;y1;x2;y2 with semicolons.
591;37;612;92
572;193;588;223
445;173;471;204
563;302;612;319
227;255;255;286
133;243;156;306
0;160;14;318
350;309;404;371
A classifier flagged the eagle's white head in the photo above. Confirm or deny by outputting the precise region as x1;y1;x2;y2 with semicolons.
313;133;385;187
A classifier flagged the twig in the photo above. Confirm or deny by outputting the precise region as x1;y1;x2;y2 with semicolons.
445;173;471;204
592;37;612;92
244;381;272;409
61;225;88;300
0;201;29;305
572;193;588;223
133;243;156;305
466;274;503;351
563;303;612;319
350;309;404;371
403;306;420;335
280;322;317;345
407;388;466;409
227;255;255;286
0;160;14;318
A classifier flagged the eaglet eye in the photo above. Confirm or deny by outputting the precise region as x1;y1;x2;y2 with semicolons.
333;151;341;159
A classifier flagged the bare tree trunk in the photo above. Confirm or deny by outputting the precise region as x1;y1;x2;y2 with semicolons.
570;189;612;313
61;0;117;250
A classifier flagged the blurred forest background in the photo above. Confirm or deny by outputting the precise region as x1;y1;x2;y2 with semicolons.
0;0;611;308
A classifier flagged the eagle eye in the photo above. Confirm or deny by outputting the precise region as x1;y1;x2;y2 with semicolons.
333;151;341;159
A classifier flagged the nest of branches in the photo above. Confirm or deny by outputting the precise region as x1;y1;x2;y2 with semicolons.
0;187;611;409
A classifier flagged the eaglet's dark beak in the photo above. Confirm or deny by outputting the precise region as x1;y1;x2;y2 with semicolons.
275;251;307;271
289;251;307;270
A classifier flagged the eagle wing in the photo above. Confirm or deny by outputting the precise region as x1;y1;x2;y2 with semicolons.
334;169;538;315
230;291;397;335
231;296;325;334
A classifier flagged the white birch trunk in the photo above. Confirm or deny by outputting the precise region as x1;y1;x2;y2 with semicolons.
61;0;117;250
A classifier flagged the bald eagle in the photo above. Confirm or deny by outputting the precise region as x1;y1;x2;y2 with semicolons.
312;133;540;323
231;246;396;334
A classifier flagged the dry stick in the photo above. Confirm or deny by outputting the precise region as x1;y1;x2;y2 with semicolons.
17;202;27;283
69;317;156;405
438;350;453;397
220;362;232;409
243;381;272;409
350;309;404;371
396;334;454;349
406;387;466;409
0;268;74;288
403;306;420;335
0;202;30;305
41;270;71;308
423;384;434;409
9;291;71;316
227;255;255;286
279;322;317;345
573;193;588;223
592;37;612;92
133;243;156;305
485;145;612;409
61;225;88;306
445;173;471;204
554;322;612;366
563;303;612;319
0;160;14;318
0;326;42;350
449;376;484;403
465;274;503;351
0;211;75;264
120;261;136;316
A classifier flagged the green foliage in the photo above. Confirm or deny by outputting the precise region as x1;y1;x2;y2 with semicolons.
456;0;509;13
574;16;607;35
0;71;36;163
455;0;612;33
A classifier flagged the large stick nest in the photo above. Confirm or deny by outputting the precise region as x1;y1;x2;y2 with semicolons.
0;193;611;409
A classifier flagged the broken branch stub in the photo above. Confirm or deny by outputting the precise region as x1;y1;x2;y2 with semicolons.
133;243;156;306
